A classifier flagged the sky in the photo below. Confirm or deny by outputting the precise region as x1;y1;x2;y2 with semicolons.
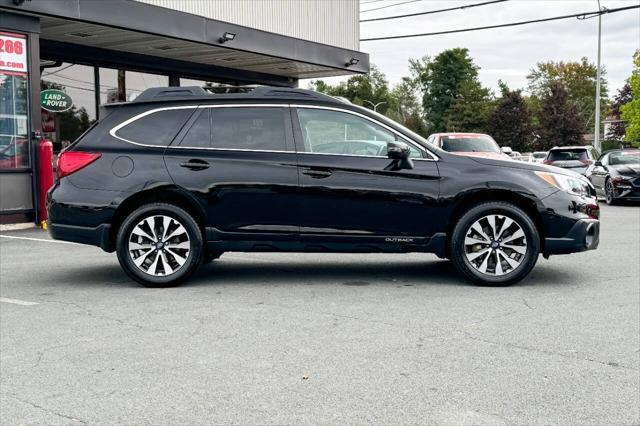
304;0;640;97
40;0;639;121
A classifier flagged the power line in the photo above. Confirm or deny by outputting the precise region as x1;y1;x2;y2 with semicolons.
42;63;74;76
42;79;109;94
361;0;507;22
361;4;639;41
361;0;423;13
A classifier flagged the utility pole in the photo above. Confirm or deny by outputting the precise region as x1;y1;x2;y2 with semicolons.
594;0;603;152
117;69;126;102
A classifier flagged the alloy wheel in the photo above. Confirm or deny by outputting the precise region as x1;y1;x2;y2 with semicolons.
606;181;614;204
463;214;528;276
127;215;191;276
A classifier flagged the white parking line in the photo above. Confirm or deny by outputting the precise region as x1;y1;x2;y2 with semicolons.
0;235;82;245
0;297;39;306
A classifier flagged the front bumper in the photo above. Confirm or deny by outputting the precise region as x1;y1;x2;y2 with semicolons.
611;182;640;201
544;218;599;256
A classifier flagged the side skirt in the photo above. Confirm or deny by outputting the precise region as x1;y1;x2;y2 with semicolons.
205;228;447;256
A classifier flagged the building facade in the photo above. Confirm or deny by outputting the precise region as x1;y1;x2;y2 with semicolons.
0;0;368;224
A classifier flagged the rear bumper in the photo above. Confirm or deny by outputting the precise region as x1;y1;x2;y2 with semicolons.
544;218;599;256
48;222;113;252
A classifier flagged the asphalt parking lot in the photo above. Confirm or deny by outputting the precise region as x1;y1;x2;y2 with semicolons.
1;204;638;425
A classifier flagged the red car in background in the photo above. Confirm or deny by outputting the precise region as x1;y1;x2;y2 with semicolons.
426;132;512;160
0;136;29;169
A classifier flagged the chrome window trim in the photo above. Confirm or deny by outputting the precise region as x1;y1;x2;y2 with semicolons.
109;104;292;150
291;104;439;161
109;103;438;161
109;105;197;147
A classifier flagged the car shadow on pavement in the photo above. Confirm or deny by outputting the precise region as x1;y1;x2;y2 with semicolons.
44;255;573;289
187;258;471;288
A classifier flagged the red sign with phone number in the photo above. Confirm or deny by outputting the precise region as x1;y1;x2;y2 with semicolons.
0;32;27;75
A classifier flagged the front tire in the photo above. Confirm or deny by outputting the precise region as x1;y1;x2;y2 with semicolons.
450;202;540;286
116;203;204;287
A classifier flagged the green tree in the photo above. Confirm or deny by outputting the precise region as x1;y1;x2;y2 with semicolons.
309;65;390;114
410;48;481;133
606;83;632;141
527;57;608;132
444;79;493;133
386;77;428;136
309;64;431;135
487;90;533;152
620;51;640;147
535;81;585;150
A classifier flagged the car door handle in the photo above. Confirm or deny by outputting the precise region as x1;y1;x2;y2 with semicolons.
180;159;210;170
301;168;332;178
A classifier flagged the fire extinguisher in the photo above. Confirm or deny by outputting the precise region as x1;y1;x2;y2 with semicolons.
38;138;54;225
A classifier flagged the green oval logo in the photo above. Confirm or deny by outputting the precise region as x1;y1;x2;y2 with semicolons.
40;89;73;112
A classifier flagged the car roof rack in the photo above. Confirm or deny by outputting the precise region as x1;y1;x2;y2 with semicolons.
132;85;338;103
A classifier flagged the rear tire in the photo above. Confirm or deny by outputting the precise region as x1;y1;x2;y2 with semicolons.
116;203;203;287
450;202;540;286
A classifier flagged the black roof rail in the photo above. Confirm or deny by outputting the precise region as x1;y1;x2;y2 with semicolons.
133;86;210;102
132;85;339;103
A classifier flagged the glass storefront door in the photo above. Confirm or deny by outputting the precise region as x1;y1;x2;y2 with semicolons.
0;32;30;170
0;29;35;222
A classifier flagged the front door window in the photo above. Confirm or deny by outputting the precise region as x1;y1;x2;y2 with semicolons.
296;108;421;158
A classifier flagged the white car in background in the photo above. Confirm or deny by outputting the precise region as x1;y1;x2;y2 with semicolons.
530;151;548;163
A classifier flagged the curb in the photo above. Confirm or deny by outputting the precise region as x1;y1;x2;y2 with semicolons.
0;223;37;232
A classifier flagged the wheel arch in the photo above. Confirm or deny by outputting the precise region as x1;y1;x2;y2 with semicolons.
444;189;545;257
107;185;206;252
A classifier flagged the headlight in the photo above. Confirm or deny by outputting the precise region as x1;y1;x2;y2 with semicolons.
535;171;591;197
612;175;633;183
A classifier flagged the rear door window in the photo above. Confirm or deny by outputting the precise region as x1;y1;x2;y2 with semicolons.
210;107;288;151
115;108;195;146
178;109;211;148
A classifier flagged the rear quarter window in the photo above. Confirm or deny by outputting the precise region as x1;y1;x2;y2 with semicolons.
114;108;195;146
547;149;588;161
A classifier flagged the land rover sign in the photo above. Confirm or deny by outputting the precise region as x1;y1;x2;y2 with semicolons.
41;89;73;112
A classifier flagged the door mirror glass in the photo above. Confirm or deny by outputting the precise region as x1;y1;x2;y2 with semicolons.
387;141;410;160
386;142;413;170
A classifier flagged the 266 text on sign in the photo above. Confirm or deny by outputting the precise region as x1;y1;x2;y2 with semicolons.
0;33;28;75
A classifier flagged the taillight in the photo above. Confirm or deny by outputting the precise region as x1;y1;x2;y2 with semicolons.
57;151;101;179
543;159;553;164
586;203;599;220
580;159;593;165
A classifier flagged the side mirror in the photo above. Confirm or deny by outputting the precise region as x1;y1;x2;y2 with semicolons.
500;146;513;155
386;142;413;170
594;161;603;167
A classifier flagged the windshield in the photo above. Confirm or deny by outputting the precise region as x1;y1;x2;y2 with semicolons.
441;135;500;153
609;151;640;165
547;149;588;161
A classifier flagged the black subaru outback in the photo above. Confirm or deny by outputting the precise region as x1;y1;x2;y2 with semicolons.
47;86;600;287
